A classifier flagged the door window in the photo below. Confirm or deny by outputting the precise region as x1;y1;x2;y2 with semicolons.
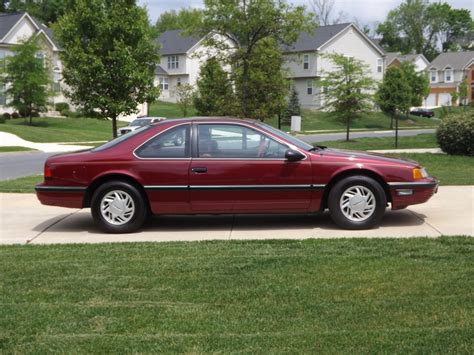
197;124;288;158
135;125;190;158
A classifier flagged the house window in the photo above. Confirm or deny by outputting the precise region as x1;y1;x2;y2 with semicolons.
159;77;169;90
444;67;453;82
0;84;6;105
177;77;181;87
307;79;313;95
430;69;438;83
167;55;179;69
303;54;309;70
377;58;383;73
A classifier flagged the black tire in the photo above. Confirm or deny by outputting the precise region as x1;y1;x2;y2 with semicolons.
328;175;386;230
91;181;147;233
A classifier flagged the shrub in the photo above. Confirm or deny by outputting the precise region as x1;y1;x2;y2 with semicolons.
11;112;20;119
436;113;474;156
2;112;11;120
55;102;70;112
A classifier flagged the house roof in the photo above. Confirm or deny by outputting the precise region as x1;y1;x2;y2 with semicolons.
155;64;168;75
427;51;474;70
0;11;57;48
155;29;202;55
385;52;428;65
281;23;351;52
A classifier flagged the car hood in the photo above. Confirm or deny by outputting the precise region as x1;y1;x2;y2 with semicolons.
315;148;419;167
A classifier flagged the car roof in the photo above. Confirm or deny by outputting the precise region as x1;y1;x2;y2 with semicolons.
151;117;260;126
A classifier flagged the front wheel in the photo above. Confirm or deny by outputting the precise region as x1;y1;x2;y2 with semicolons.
91;181;147;233
328;175;386;230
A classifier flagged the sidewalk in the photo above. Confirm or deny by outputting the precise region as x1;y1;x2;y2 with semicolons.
0;132;93;152
368;148;443;154
1;186;472;245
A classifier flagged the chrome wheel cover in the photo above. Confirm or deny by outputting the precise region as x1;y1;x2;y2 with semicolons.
100;190;135;225
340;185;376;222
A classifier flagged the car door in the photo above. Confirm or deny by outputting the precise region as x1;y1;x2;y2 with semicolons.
134;123;191;214
189;123;313;213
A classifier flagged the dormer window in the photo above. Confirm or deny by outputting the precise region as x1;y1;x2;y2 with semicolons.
430;69;438;83
444;67;453;83
168;55;179;69
303;54;309;70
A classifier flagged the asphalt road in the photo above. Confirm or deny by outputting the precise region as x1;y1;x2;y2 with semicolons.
0;129;436;181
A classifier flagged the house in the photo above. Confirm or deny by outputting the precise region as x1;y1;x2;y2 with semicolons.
425;51;474;107
0;12;67;113
154;30;232;103
281;23;385;109
385;52;429;72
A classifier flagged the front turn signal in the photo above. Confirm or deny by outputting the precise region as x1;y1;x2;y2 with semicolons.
413;167;428;179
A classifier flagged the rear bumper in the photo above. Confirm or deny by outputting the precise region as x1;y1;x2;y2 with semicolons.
389;179;438;210
35;184;86;209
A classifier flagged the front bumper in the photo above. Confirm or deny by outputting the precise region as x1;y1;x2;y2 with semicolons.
35;184;86;209
389;179;439;210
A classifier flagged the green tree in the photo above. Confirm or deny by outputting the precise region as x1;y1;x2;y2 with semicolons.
458;76;468;112
320;53;375;141
6;0;68;24
154;8;203;35
176;83;195;117
376;66;412;147
198;0;314;119
54;0;160;138
451;91;459;106
399;61;430;109
194;58;235;116
282;86;301;124
1;37;51;125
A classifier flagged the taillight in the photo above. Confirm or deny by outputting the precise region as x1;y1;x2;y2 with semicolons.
44;165;53;179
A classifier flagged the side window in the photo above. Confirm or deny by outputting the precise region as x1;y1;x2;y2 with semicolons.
197;124;288;159
135;125;190;158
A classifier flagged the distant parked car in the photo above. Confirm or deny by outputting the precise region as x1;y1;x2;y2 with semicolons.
410;108;434;118
117;117;166;136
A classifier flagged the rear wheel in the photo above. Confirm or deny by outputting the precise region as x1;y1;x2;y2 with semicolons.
91;181;147;233
328;175;386;230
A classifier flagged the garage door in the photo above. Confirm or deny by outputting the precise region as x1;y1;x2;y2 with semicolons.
424;94;436;107
439;93;451;106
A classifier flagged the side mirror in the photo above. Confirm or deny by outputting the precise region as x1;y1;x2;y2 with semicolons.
285;149;305;161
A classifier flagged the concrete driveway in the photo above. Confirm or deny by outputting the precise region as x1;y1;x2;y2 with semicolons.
1;186;472;245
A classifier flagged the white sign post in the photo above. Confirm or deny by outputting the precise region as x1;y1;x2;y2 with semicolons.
290;116;301;132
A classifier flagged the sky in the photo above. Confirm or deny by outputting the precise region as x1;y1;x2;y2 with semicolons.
138;0;473;27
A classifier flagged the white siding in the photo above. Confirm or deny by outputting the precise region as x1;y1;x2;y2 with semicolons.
283;52;318;78
3;17;37;44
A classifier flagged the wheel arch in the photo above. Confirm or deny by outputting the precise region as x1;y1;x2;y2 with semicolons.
321;168;391;211
83;173;149;209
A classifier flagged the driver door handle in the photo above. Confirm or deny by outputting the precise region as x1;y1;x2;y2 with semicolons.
192;167;208;173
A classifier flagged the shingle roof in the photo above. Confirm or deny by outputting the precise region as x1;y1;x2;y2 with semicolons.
155;29;202;55
281;23;351;53
155;65;168;75
386;52;423;64
428;51;474;70
0;12;24;40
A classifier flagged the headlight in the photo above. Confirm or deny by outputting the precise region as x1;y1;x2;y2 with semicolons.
413;167;429;179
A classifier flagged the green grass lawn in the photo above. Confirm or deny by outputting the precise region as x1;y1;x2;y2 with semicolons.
1;152;471;193
0;117;126;143
1;238;472;353
148;100;197;118
317;134;438;150
0;146;36;152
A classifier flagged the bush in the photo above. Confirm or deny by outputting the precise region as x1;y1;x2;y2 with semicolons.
436;113;474;156
2;112;11;120
11;112;20;119
55;102;70;112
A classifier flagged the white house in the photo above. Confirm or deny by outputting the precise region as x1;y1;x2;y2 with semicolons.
424;51;474;107
0;11;67;113
281;23;385;109
385;52;430;72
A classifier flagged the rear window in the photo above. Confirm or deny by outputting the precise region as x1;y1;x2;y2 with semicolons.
92;125;152;152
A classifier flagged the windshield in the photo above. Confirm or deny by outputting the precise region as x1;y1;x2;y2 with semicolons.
92;125;152;152
255;122;313;151
130;119;151;127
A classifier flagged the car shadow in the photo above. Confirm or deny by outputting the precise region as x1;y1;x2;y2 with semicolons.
32;209;426;235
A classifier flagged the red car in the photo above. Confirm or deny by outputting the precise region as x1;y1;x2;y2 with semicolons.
36;118;438;233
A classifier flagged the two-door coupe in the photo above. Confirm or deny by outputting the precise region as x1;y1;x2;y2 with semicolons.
36;118;438;233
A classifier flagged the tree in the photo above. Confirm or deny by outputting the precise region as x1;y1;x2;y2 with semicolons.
458;76;468;112
399;61;429;109
376;66;412;148
54;0;160;138
6;0;68;24
282;86;301;124
451;91;459;107
1;37;51;125
176;83;195;117
197;0;314;119
308;0;347;26
320;53;375;141
194;58;235;116
154;8;203;35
